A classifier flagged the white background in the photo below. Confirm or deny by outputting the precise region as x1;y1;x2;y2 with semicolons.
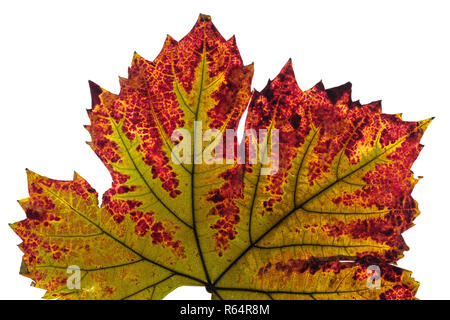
0;0;449;300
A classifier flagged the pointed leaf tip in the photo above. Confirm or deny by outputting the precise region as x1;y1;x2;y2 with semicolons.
315;80;325;91
88;80;102;107
132;51;140;60
282;58;294;73
164;34;177;44
198;13;212;22
325;81;352;104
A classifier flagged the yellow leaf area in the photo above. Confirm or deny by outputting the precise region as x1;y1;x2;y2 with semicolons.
12;14;431;300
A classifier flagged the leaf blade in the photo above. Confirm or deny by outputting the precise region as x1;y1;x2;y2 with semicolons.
12;14;430;300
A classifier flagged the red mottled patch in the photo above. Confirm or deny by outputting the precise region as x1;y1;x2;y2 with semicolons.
379;114;418;148
28;172;98;205
15;224;44;265
207;166;244;256
129;211;185;257
355;250;404;265
41;242;69;260
306;83;352;185
353;263;403;283
206;35;253;130
130;211;155;236
25;208;43;220
258;257;353;277
88;74;183;200
14;218;70;265
352;266;369;281
102;197;142;224
245;61;310;214
303;224;318;233
43;276;67;291
105;286;115;295
332;125;423;210
321;211;410;254
380;284;415;300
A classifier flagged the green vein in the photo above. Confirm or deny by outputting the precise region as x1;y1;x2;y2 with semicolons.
111;120;193;229
191;42;212;287
212;120;429;286
41;184;206;286
37;259;144;272
120;274;175;300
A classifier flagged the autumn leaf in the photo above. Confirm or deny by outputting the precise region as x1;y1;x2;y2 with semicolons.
12;14;431;300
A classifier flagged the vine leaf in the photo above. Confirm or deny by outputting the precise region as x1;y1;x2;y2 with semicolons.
12;14;431;300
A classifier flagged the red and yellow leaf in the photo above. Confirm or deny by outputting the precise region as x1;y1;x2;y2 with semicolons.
12;14;431;300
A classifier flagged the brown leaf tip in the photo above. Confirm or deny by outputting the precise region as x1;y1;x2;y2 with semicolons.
325;81;352;104
88;80;102;107
198;13;212;22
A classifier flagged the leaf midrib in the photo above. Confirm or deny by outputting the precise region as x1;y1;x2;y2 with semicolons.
190;42;213;288
111;120;193;230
